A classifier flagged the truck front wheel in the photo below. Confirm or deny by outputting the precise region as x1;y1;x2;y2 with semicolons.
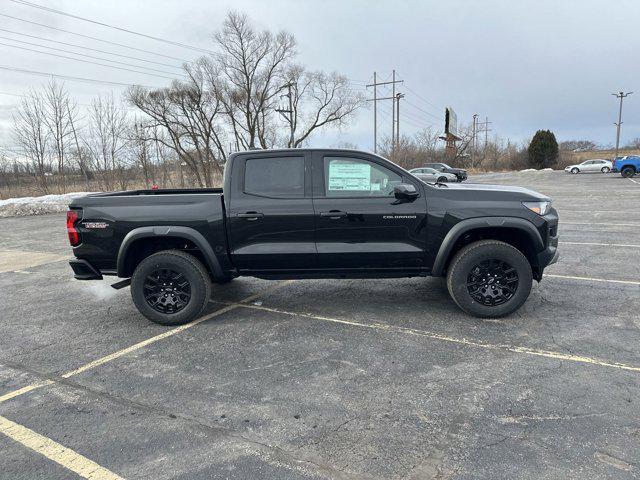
446;240;533;318
131;250;211;326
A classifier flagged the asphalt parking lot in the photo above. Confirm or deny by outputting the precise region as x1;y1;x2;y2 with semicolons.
1;171;639;479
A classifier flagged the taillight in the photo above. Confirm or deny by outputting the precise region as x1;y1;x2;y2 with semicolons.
67;209;81;246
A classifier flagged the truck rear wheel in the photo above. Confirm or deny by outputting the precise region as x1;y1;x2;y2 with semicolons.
621;166;636;178
131;250;211;326
446;240;532;318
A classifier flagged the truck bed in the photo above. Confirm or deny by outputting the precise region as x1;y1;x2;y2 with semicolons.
69;190;228;274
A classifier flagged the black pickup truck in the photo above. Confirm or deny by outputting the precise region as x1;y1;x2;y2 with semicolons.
68;148;559;325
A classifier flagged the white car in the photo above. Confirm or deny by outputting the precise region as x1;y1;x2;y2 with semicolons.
409;167;458;183
564;159;612;174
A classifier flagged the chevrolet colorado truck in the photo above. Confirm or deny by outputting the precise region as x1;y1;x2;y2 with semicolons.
67;149;559;325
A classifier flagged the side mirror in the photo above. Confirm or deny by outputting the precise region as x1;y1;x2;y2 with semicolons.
393;183;419;202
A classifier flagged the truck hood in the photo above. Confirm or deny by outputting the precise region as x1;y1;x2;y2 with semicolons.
436;182;551;201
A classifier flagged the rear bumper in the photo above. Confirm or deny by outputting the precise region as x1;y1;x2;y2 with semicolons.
69;259;103;280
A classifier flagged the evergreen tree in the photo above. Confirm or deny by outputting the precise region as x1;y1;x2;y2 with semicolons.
528;130;559;169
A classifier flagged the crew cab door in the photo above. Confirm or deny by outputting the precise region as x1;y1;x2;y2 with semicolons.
226;152;315;272
312;152;428;272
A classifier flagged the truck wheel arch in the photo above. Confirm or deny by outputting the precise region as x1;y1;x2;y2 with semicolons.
117;226;225;280
431;217;544;277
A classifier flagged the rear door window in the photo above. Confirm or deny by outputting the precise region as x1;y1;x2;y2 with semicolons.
244;156;305;198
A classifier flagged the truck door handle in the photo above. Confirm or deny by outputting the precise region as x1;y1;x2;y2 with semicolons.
237;212;264;220
320;210;347;219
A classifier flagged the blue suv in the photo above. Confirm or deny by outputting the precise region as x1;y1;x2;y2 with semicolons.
612;156;640;177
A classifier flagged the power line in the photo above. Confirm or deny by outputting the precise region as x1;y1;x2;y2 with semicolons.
403;99;441;121
0;35;187;77
0;41;179;80
0;91;137;113
0;65;160;88
0;28;183;69
8;0;216;55
403;85;443;113
0;13;191;63
401;109;439;128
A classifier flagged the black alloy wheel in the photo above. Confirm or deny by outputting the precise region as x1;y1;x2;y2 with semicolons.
143;268;191;313
466;259;519;306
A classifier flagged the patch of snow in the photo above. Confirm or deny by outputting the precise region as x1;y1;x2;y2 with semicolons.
519;168;556;173
0;192;98;218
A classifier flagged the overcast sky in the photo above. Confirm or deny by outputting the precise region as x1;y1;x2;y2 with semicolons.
1;0;639;156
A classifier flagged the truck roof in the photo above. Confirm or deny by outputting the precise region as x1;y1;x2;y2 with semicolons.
230;148;376;158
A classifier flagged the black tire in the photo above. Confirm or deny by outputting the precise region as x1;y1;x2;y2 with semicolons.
446;240;533;318
570;167;579;174
601;166;610;173
438;176;448;183
621;166;635;178
131;250;211;326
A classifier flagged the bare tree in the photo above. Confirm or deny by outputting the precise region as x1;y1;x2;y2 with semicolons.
85;95;129;190
214;11;296;150
559;140;598;151
13;90;50;193
42;80;77;193
128;61;228;187
624;137;640;149
128;119;156;188
283;66;364;148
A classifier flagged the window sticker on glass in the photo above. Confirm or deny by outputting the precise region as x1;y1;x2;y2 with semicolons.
328;162;371;191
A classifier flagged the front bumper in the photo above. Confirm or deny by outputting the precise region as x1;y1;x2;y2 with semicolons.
69;259;103;280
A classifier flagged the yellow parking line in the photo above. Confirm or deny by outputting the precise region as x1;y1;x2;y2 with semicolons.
0;381;54;404
0;415;124;479
0;281;292;405
563;222;640;227
559;241;640;248
545;274;640;286
237;303;640;373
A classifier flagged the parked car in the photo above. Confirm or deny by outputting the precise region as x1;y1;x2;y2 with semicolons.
611;156;640;177
409;167;458;183
564;159;612;174
423;162;468;182
68;148;559;323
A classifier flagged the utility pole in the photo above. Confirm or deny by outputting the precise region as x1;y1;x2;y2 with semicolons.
612;91;633;161
471;114;478;166
366;71;403;153
373;72;377;152
396;92;404;145
476;117;492;153
391;70;396;151
276;82;294;147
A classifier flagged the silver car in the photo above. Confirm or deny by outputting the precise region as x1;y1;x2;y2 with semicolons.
564;159;612;174
409;167;458;183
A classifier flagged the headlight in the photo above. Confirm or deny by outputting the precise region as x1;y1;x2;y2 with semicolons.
522;201;552;215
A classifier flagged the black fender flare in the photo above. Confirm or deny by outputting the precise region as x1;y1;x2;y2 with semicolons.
117;226;224;279
431;217;544;276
